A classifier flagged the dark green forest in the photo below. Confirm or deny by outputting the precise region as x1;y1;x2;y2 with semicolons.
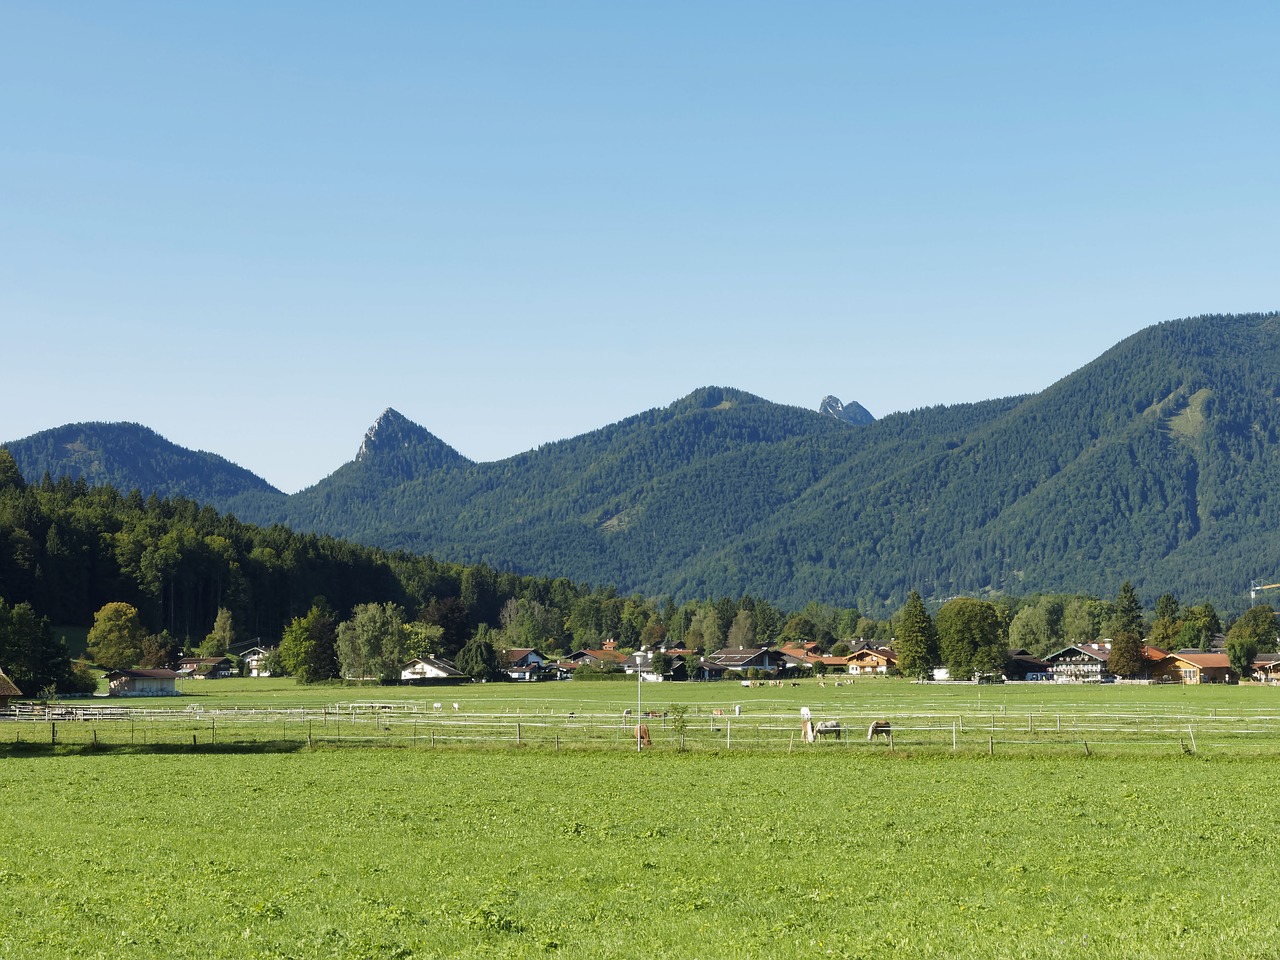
8;313;1280;616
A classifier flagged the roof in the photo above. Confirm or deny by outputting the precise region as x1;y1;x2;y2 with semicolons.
0;669;21;698
107;669;179;679
404;656;466;678
1046;643;1112;663
1169;652;1233;670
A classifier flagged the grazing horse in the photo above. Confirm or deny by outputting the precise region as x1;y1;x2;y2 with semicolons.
623;708;632;719
802;719;840;742
867;720;892;741
814;720;841;740
636;724;652;749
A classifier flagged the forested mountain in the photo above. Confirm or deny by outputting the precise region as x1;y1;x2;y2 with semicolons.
4;422;282;511
6;313;1280;614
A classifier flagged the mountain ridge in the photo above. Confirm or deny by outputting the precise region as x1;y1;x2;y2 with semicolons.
5;312;1280;613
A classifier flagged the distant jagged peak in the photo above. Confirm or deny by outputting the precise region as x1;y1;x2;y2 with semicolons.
355;407;468;474
819;396;875;425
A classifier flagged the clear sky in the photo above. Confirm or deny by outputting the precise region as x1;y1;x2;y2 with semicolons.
2;2;1276;493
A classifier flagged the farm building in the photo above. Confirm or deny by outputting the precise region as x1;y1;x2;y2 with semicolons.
401;656;466;683
1004;649;1052;681
1045;643;1112;681
0;668;21;710
106;668;179;697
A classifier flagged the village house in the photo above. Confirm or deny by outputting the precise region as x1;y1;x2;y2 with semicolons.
240;646;274;677
502;648;549;682
779;642;851;675
564;639;629;672
177;656;235;679
847;646;897;676
400;656;467;683
106;668;179;697
1253;654;1280;682
704;646;788;677
623;649;688;682
0;668;21;710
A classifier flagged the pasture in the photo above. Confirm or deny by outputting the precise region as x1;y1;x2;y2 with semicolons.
6;680;1280;958
3;748;1280;959
11;677;1280;757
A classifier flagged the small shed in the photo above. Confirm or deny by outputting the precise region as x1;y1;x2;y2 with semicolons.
106;668;179;697
0;668;21;710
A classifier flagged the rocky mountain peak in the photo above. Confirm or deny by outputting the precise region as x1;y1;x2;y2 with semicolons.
354;408;468;478
819;396;875;425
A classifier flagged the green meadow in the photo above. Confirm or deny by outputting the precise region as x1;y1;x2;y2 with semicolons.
3;748;1280;959
5;680;1280;958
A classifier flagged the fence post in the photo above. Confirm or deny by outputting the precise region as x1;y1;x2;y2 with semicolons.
726;720;731;749
516;723;522;745
1083;740;1090;756
988;736;993;756
952;722;957;752
1188;724;1197;755
50;722;56;745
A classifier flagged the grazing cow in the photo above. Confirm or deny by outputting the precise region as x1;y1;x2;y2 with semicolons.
867;720;892;741
636;724;652;748
815;720;841;740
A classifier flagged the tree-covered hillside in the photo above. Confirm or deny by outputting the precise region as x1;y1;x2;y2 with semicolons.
7;314;1280;614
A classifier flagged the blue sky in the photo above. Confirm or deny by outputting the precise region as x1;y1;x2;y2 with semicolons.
3;2;1276;493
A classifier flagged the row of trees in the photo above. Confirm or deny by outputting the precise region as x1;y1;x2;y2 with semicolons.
4;449;1278;691
893;582;1279;680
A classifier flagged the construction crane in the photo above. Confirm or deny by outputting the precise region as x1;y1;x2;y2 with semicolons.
1250;580;1280;605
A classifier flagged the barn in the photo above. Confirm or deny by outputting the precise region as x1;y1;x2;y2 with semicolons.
0;668;21;710
106;668;179;697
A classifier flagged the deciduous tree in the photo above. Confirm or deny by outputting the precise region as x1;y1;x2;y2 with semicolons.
86;601;146;670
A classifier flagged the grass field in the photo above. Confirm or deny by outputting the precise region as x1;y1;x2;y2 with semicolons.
3;748;1280;959
6;679;1280;958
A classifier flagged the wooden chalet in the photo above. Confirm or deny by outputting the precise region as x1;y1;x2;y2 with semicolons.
1045;643;1112;682
1160;652;1237;684
106;668;179;697
847;646;897;676
0;668;21;710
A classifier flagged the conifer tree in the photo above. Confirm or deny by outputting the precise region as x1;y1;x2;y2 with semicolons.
1107;582;1146;677
894;591;937;680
